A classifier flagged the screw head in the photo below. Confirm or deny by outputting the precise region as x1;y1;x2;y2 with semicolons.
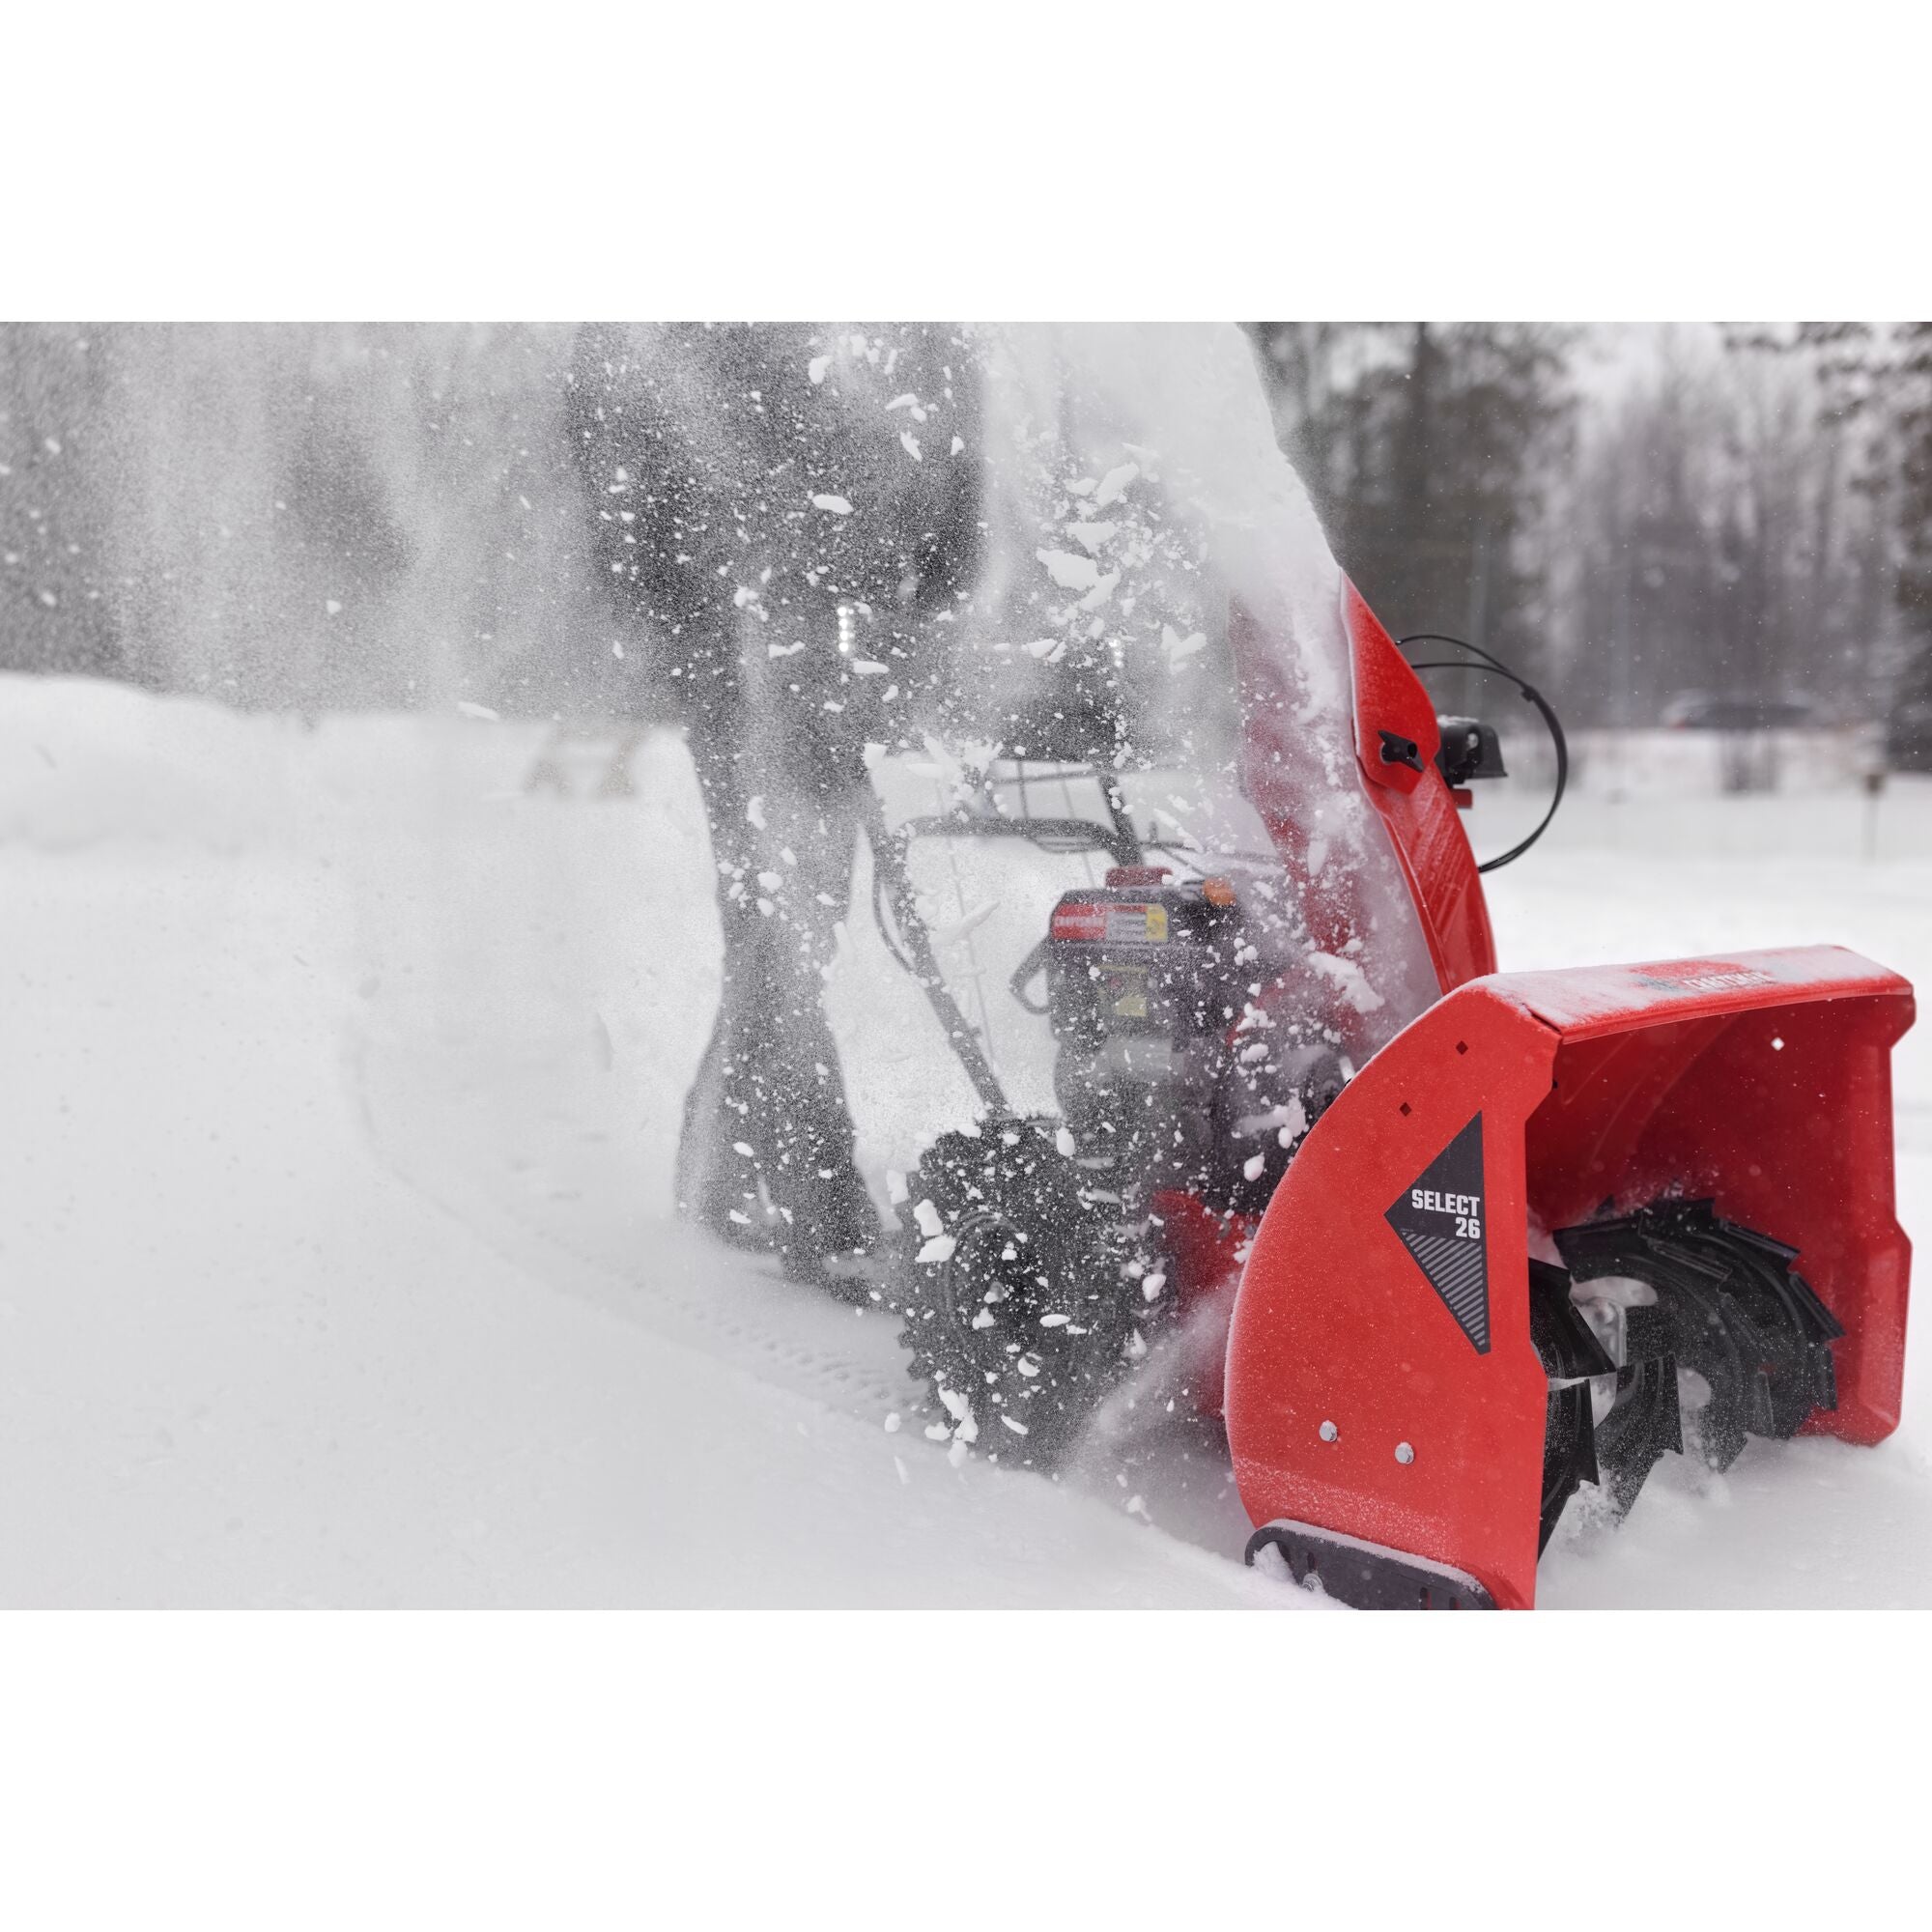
1395;1441;1415;1465
1319;1420;1338;1443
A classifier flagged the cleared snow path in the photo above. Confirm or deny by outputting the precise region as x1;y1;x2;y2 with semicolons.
0;682;1279;1607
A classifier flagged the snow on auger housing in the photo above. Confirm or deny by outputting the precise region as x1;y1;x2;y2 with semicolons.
574;323;1915;1611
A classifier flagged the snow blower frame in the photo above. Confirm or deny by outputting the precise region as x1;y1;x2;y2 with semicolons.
877;582;1914;1608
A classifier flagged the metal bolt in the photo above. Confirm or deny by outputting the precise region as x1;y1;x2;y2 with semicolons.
1319;1420;1338;1443
1395;1441;1415;1465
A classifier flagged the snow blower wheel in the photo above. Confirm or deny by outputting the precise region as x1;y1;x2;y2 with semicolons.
895;1124;1142;1469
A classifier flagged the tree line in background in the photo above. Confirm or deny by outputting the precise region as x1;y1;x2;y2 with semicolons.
1250;321;1932;743
6;323;1932;750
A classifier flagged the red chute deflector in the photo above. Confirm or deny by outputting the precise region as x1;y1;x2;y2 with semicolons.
1343;581;1497;992
1228;582;1496;990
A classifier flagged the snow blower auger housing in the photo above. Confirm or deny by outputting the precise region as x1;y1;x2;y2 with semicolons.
1226;946;1915;1609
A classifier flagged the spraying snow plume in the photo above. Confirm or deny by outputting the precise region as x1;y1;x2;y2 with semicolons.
556;323;1438;1272
3;320;1438;1275
2;324;601;711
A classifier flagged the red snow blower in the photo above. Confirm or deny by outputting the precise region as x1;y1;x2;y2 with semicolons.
882;583;1913;1608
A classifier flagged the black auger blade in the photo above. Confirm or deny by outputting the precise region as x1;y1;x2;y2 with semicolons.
1528;1258;1616;1379
1593;1304;1685;1517
1553;1198;1845;1498
1528;1261;1614;1552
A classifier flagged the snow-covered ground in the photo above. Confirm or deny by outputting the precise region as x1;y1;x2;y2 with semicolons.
5;675;1929;1607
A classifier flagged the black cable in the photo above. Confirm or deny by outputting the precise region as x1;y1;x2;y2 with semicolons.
1398;633;1569;872
870;857;915;974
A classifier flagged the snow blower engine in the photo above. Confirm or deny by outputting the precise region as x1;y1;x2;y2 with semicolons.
877;584;1913;1608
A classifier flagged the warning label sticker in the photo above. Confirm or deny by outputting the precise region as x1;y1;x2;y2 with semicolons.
1105;902;1167;944
1385;1114;1490;1354
1049;901;1169;945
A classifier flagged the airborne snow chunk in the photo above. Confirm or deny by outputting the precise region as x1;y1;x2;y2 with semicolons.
811;494;853;515
1037;548;1098;592
939;1387;978;1438
1306;950;1386;1014
1164;624;1208;668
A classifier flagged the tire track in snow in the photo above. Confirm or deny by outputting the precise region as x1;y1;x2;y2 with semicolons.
340;1022;915;1424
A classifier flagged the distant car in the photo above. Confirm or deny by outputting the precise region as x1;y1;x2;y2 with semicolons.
1887;698;1932;774
1662;692;1820;731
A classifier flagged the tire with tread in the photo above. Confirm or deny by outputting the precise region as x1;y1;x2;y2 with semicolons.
893;1122;1141;1469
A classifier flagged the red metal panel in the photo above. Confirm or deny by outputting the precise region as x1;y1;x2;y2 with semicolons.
1501;946;1908;1038
1225;582;1493;990
1346;580;1439;792
1225;981;1555;1609
1342;582;1496;991
1226;596;1366;960
1225;947;1915;1607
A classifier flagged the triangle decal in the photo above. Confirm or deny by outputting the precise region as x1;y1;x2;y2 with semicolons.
1385;1114;1490;1354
